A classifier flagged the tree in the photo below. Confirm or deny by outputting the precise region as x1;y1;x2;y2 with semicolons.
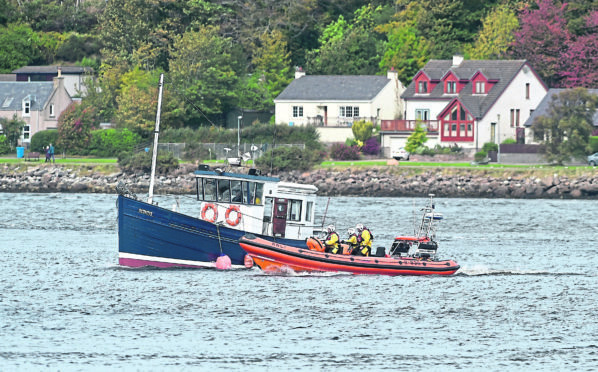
405;122;428;154
467;4;519;59
0;115;26;149
305;4;388;75
114;68;160;138
169;26;243;125
378;22;429;84
532;88;598;164
510;0;571;87
559;11;598;88
57;103;100;155
240;30;292;111
0;23;40;73
352;120;373;143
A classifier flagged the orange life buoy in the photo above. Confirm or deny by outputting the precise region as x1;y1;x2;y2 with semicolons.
201;203;218;223
225;205;242;226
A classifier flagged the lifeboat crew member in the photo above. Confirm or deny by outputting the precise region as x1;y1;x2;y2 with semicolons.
354;223;373;256
346;228;359;255
324;225;341;254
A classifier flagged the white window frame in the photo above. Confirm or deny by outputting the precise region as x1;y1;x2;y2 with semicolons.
446;81;456;94
23;125;30;140
23;100;31;117
340;106;359;118
292;106;303;118
49;103;55;117
415;109;430;121
475;81;486;94
418;81;428;93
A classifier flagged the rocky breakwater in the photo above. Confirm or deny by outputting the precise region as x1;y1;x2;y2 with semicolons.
0;164;198;194
281;167;598;199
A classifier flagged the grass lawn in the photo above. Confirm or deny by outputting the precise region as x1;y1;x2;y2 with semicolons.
0;157;118;164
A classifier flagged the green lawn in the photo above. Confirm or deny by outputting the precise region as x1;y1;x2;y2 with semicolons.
0;157;118;164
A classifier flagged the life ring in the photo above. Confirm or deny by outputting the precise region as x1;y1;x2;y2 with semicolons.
225;205;242;226
201;203;218;223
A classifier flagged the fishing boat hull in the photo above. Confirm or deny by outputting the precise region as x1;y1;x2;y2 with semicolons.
117;195;308;268
239;235;460;276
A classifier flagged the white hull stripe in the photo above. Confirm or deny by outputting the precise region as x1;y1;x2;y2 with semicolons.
119;252;246;269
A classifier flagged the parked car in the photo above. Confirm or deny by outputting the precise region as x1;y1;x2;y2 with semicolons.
391;147;410;161
588;152;598;166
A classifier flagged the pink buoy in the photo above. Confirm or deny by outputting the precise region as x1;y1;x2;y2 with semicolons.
215;254;232;270
244;254;254;268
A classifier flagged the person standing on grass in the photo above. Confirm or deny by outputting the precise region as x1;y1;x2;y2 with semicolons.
45;146;50;163
49;143;55;163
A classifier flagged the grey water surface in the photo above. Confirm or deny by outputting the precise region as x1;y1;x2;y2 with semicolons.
1;193;597;371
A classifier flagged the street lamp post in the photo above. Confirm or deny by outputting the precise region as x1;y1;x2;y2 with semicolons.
237;116;242;158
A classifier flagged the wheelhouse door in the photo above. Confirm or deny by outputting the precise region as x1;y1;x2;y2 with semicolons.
272;198;288;237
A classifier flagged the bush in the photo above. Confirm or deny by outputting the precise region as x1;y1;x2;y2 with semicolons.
502;138;517;144
118;150;179;175
87;129;142;157
474;150;487;162
254;146;322;173
351;120;373;142
329;143;361;160
361;137;380;155
589;136;598;153
482;142;498;152
30;130;60;153
0;135;11;154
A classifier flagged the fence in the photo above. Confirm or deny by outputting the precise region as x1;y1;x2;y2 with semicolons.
151;142;305;161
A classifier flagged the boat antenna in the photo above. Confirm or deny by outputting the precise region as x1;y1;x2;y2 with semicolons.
320;197;331;232
148;73;164;205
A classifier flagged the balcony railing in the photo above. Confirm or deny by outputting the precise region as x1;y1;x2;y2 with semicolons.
303;116;378;127
381;120;440;133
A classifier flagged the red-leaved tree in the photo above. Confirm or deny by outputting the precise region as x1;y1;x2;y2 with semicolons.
511;1;598;88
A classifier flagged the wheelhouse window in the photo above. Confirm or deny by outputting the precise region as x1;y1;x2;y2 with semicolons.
305;201;313;222
446;81;456;94
417;81;428;93
217;180;231;202
292;106;303;117
475;81;486;94
231;180;242;203
201;178;217;201
339;106;359;118
197;177;265;205
287;199;302;222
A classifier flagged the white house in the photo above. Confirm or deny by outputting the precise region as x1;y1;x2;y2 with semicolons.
0;75;72;146
274;68;405;142
380;56;548;153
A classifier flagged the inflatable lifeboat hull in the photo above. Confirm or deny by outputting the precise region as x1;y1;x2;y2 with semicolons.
239;235;460;276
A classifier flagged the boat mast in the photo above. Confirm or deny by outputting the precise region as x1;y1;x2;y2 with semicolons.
148;73;164;204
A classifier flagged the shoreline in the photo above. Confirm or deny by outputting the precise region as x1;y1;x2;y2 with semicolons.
1;163;597;199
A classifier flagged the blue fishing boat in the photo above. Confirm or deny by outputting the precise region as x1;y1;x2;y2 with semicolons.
116;74;319;268
116;169;319;268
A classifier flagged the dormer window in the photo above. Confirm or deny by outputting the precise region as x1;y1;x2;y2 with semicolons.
446;81;456;94
418;81;428;94
23;100;31;117
475;81;486;94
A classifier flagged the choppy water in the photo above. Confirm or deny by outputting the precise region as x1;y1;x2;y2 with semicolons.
1;193;598;371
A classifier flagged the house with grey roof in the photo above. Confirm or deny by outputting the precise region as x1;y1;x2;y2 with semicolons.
0;75;72;147
274;68;405;143
524;88;598;139
12;65;93;97
381;56;548;153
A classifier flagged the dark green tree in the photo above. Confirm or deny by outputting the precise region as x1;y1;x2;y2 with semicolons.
169;26;243;125
532;88;598;164
0;114;26;149
0;23;40;72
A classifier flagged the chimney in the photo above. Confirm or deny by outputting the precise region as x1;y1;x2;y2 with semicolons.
387;67;398;81
452;54;464;67
295;66;306;79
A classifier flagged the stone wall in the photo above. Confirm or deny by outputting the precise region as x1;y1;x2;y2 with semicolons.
2;164;598;199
